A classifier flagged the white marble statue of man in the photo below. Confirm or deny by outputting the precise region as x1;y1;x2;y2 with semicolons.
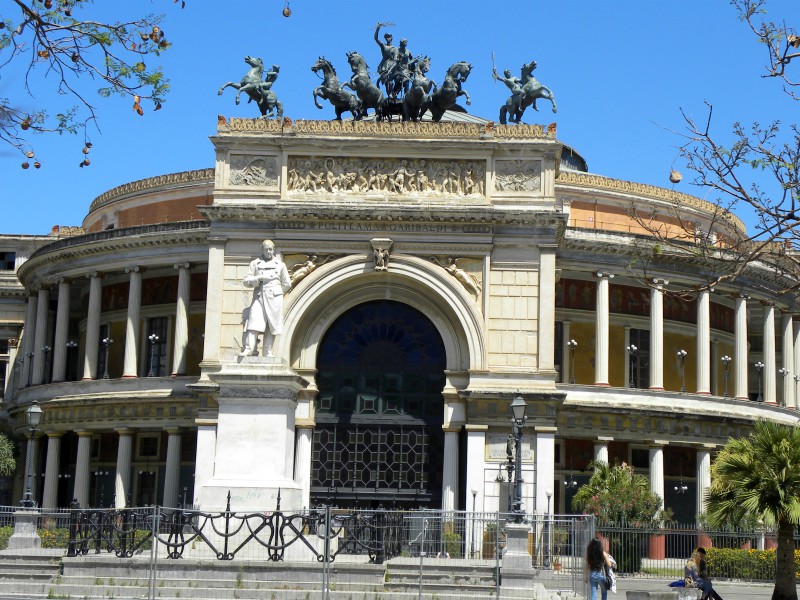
240;240;291;357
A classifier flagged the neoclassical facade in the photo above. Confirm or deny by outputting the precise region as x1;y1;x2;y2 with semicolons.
2;117;799;520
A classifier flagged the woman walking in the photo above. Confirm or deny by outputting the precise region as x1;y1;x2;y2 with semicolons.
585;538;613;600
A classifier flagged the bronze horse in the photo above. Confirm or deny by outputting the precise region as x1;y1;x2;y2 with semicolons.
499;59;557;124
343;51;384;120
311;56;362;121
218;56;284;119
420;61;472;122
402;56;435;122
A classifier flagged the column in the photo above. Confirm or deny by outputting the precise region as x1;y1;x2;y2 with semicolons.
31;286;50;385
162;429;182;508
734;294;749;400
72;431;92;508
537;245;557;374
51;280;71;383
696;290;711;395
795;318;800;409
441;428;460;513
594;438;611;465
535;428;556;516
21;294;37;387
648;444;665;510
202;237;226;366
595;273;612;386
122;268;142;378
114;430;133;508
171;263;190;376
782;313;795;408
193;419;217;508
465;425;487;512
763;302;777;404
649;280;665;390
648;443;666;560
696;448;712;519
294;426;313;510
41;433;62;509
82;273;102;380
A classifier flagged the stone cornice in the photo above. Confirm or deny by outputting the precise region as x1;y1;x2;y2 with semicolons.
556;171;747;234
218;118;555;141
201;202;567;230
89;168;215;213
17;222;210;283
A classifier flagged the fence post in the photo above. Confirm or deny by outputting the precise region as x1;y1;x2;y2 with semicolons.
147;505;160;600
66;499;80;557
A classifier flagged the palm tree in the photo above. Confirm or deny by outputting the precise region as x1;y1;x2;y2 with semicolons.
706;421;800;600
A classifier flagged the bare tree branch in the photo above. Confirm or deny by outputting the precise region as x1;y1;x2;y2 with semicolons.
0;0;185;167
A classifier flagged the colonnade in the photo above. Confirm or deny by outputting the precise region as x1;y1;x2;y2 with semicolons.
19;264;193;386
32;427;186;509
585;276;799;408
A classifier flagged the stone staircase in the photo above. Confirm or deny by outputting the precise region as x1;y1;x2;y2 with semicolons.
0;550;575;599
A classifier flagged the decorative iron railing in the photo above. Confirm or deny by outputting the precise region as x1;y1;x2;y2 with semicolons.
66;493;408;564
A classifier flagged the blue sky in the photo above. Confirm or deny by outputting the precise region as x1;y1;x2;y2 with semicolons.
2;0;796;234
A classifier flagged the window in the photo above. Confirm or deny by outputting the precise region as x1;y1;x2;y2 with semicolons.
628;329;651;389
137;434;160;459
0;252;15;271
145;317;168;376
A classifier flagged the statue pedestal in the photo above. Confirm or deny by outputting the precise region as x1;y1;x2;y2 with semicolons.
8;510;41;550
195;357;306;512
501;522;534;594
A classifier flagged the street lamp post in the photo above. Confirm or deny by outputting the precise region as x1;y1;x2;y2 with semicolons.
721;355;732;397
544;489;553;567
626;345;638;388
65;341;78;382
20;401;43;508
509;395;528;523
25;352;34;387
677;349;687;393
567;339;577;384
101;337;113;379
41;346;51;384
755;362;765;402
147;334;160;377
92;470;109;507
470;488;478;559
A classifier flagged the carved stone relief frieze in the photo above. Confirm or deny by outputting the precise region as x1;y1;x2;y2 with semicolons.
494;159;542;192
287;156;486;197
429;256;482;300
229;155;279;188
284;254;339;288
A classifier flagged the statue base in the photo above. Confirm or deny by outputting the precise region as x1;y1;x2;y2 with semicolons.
501;522;534;591
8;510;41;550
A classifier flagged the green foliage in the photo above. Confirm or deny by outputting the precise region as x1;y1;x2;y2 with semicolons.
571;462;668;526
0;433;16;477
443;531;462;558
706;421;800;597
706;547;800;582
0;526;13;550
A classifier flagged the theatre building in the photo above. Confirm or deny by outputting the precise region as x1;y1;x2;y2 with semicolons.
1;117;798;521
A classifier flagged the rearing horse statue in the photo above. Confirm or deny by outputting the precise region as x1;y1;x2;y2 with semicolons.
311;56;362;121
420;61;472;123
499;59;557;125
402;56;435;122
218;56;284;119
342;51;384;120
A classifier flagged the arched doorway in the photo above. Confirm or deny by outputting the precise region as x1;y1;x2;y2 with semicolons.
311;300;446;508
